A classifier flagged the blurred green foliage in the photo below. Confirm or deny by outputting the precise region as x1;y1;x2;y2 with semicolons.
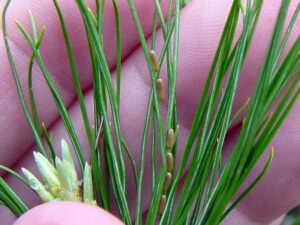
282;206;300;225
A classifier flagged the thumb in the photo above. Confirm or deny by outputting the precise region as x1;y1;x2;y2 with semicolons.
14;202;124;225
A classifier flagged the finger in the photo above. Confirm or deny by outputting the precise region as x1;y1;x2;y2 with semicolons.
13;202;124;225
222;102;300;224
0;0;170;168
117;0;300;219
0;90;95;224
165;0;300;129
222;212;284;225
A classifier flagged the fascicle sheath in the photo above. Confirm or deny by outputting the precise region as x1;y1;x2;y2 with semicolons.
61;139;74;167
22;168;55;202
60;139;80;199
55;157;71;191
55;157;80;201
156;78;165;101
83;162;96;205
63;159;81;201
33;152;61;197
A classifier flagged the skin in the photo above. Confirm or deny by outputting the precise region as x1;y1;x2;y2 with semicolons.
0;0;299;224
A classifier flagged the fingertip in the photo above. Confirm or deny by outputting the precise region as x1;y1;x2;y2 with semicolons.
14;202;124;225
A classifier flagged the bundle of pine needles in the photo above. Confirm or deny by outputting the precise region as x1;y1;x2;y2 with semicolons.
1;0;300;224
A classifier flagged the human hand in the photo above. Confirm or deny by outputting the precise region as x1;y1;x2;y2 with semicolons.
0;0;299;224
